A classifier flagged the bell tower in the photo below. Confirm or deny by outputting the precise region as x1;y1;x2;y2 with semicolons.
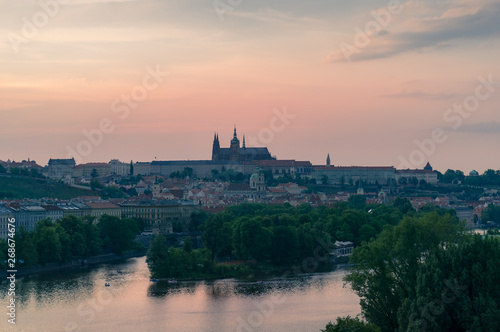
230;126;240;161
212;133;220;160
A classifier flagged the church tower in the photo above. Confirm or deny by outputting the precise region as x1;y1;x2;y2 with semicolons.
230;126;240;161
326;153;331;166
212;133;220;160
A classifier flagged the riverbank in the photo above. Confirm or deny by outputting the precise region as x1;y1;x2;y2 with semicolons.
7;249;147;278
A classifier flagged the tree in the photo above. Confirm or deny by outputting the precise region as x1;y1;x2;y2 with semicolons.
392;197;415;215
189;210;207;232
90;178;103;191
321;175;329;185
15;227;38;267
399;235;500;332
271;226;299;266
323;316;381;332
146;235;170;278
34;219;62;265
349;195;367;210
100;186;127;199
233;217;272;262
98;215;138;254
359;224;377;243
202;214;232;261
90;168;99;178
183;236;193;253
345;212;462;332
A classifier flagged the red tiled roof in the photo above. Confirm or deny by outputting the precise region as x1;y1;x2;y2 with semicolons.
314;166;395;170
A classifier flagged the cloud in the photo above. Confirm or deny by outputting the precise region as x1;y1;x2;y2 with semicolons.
382;89;456;100
326;0;500;63
451;121;500;133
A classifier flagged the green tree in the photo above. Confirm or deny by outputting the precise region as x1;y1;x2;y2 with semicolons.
345;212;461;332
34;219;62;265
15;227;38;267
359;224;377;243
233;217;272;262
85;222;102;256
323;316;381;332
271;226;299;266
202;214;232;261
189;210;207;232
98;215;137;254
146;235;170;278
90;168;99;178
183;236;193;253
90;178;103;191
392;197;415;215
399;235;500;332
349;195;367;210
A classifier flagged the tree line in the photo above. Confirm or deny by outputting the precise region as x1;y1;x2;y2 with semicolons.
324;211;500;332
0;215;143;270
147;196;459;279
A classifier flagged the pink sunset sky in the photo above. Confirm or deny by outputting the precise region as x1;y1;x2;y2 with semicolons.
1;0;499;173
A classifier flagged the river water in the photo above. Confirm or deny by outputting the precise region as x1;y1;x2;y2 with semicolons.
1;257;361;332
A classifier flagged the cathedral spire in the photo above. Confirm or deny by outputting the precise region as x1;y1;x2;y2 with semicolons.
326;153;331;166
243;135;246;148
233;125;237;138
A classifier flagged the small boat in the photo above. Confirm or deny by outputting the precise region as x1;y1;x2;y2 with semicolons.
150;279;159;282
105;283;110;287
167;279;178;284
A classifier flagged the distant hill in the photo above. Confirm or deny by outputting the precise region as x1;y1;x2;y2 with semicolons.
0;175;95;199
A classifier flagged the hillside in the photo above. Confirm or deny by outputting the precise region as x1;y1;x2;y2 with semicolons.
0;175;95;199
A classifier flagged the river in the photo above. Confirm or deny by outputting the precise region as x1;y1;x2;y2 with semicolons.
1;257;361;332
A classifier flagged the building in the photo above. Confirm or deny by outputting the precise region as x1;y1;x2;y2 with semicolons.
5;204;49;232
334;241;353;257
250;169;266;192
455;206;475;229
313;166;397;185
396;162;438;185
56;203;90;218
212;127;274;162
47;158;76;179
149;160;256;179
73;163;112;178
42;205;63;222
84;202;121;219
0;159;42;172
0;205;15;240
133;162;151;176
109;159;130;176
120;199;200;234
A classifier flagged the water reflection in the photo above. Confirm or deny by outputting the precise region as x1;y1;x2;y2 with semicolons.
146;272;346;299
0;257;361;332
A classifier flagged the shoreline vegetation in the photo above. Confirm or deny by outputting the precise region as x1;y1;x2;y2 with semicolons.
146;198;459;281
0;214;145;277
323;210;500;332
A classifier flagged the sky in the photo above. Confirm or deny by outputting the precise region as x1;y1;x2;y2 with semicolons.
1;0;499;173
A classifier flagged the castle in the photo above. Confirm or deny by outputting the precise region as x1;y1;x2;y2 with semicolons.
212;127;274;162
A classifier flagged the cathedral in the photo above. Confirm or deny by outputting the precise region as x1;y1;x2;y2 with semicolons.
212;127;274;162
